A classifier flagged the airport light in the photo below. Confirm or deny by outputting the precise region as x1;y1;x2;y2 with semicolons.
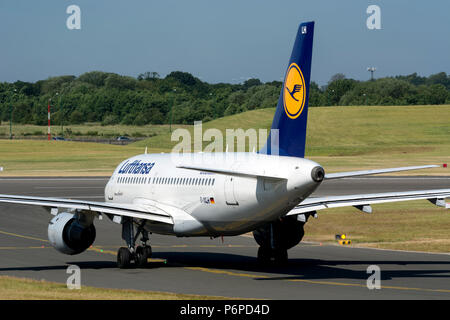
47;92;61;140
9;106;12;139
327;89;335;106
9;89;17;140
367;67;376;81
48;98;51;141
56;87;70;137
56;92;64;137
9;105;12;140
335;234;351;245
169;88;177;133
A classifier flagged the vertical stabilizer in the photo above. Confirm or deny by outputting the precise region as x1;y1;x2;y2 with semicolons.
261;21;315;158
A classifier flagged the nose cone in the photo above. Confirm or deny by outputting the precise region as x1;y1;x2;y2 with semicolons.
311;166;325;183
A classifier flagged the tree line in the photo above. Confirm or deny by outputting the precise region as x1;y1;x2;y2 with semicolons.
0;71;449;126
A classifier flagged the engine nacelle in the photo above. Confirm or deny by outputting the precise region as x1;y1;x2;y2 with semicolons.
253;216;304;250
48;212;96;255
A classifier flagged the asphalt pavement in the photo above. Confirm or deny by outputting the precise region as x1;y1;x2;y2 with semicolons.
0;176;450;299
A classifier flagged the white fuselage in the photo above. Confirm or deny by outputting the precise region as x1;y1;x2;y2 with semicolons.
104;153;322;237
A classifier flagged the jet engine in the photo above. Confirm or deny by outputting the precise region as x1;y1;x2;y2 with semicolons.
48;212;96;255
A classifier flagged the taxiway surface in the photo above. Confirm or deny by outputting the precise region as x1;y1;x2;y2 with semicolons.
0;176;449;299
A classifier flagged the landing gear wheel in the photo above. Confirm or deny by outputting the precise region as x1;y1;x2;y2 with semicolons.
257;247;288;265
117;247;132;269
136;245;152;267
143;245;152;259
273;248;288;265
257;247;271;264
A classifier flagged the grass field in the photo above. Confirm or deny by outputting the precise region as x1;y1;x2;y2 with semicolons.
0;276;231;300
0;122;182;139
0;140;162;176
0;105;449;255
303;201;450;253
0;105;449;176
0;106;449;300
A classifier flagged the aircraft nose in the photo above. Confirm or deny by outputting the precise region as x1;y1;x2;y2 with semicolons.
311;166;325;183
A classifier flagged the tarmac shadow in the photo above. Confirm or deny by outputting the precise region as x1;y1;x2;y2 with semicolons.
151;251;450;282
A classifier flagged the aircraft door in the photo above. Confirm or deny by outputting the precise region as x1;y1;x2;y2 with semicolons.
224;176;239;205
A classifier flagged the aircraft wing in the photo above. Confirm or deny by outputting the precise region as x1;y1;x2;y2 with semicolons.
286;189;450;218
0;194;173;224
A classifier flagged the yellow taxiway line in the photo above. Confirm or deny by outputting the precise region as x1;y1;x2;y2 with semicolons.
2;229;450;295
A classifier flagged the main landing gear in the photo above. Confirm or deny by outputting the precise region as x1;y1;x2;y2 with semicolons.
253;216;306;266
117;218;152;269
257;246;288;265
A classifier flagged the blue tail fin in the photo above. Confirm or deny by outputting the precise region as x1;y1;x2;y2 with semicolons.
261;21;315;158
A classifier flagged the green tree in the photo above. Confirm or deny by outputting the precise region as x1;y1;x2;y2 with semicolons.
69;110;84;124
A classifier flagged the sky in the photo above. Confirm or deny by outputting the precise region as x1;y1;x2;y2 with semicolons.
0;0;449;86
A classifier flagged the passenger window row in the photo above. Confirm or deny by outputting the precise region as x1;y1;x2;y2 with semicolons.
117;176;215;187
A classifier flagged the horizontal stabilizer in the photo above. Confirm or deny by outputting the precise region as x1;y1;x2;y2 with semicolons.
176;164;287;180
287;189;450;216
325;165;439;180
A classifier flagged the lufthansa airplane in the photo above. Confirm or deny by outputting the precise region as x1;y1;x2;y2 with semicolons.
1;22;449;268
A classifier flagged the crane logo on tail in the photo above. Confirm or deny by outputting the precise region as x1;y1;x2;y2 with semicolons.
283;63;306;119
